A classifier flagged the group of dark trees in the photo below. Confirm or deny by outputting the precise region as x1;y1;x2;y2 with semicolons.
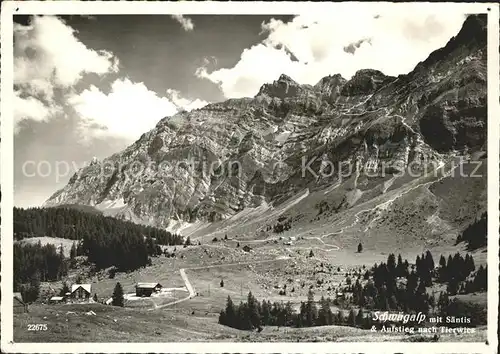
295;291;367;328
270;216;292;234
219;287;486;332
82;231;150;271
437;252;485;295
14;242;68;303
219;291;371;331
349;250;486;315
14;207;182;245
350;252;431;313
219;250;488;332
14;207;185;272
219;292;266;330
465;265;487;293
456;212;487;250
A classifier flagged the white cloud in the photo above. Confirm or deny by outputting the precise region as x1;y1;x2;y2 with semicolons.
14;16;118;94
14;91;62;131
171;14;195;31
69;79;208;141
196;44;296;99
166;89;208;112
197;9;467;98
14;16;207;142
14;15;119;128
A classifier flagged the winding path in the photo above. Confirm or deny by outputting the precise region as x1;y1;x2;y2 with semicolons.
152;158;461;310
149;257;290;310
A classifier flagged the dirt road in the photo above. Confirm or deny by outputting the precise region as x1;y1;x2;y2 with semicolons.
151;257;289;310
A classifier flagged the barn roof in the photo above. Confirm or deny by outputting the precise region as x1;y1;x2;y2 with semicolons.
13;292;24;303
50;296;64;301
71;284;91;293
136;282;162;289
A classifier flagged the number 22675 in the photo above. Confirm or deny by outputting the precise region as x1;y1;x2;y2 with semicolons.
27;324;47;331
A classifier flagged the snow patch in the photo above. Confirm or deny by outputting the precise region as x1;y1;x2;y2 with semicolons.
166;219;208;236
96;198;127;210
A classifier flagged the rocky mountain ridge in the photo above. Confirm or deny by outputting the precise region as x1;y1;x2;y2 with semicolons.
44;15;487;248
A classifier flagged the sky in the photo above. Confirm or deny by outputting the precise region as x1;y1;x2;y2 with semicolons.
13;11;468;207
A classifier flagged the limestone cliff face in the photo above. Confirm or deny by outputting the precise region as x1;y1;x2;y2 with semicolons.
45;15;487;231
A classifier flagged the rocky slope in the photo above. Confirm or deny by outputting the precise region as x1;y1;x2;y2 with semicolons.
44;15;487;249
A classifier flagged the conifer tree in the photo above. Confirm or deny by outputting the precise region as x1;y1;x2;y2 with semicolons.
352;279;363;306
465;254;476;275
415;255;422;277
112;282;124;307
438;255;447;280
305;289;318;326
439;255;446;268
355;308;364;326
447;277;459;295
70;242;77;260
425;250;435;271
260;299;271;326
58;244;67;279
317;296;333;325
24;271;41;303
224;295;236;327
387;254;396;275
347;308;356;326
438;291;449;312
59;281;70;296
396;254;404;276
284;301;294;326
403;260;410;277
446;255;453;279
246;291;261;330
335;310;345;325
473;265;487;291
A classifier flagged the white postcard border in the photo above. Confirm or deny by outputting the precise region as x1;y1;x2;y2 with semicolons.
1;1;499;353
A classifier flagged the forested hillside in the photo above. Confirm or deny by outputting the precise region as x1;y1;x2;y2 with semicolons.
14;207;187;302
456;212;487;250
14;206;183;245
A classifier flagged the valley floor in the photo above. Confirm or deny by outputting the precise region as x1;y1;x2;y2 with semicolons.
13;301;487;343
13;302;488;342
13;239;487;343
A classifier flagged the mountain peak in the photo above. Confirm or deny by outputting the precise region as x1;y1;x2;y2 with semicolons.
351;69;387;78
315;74;346;85
314;74;347;97
277;73;296;83
341;69;395;96
412;14;486;73
256;74;302;99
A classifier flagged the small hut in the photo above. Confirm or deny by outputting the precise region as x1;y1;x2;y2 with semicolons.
14;292;28;313
135;283;163;297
